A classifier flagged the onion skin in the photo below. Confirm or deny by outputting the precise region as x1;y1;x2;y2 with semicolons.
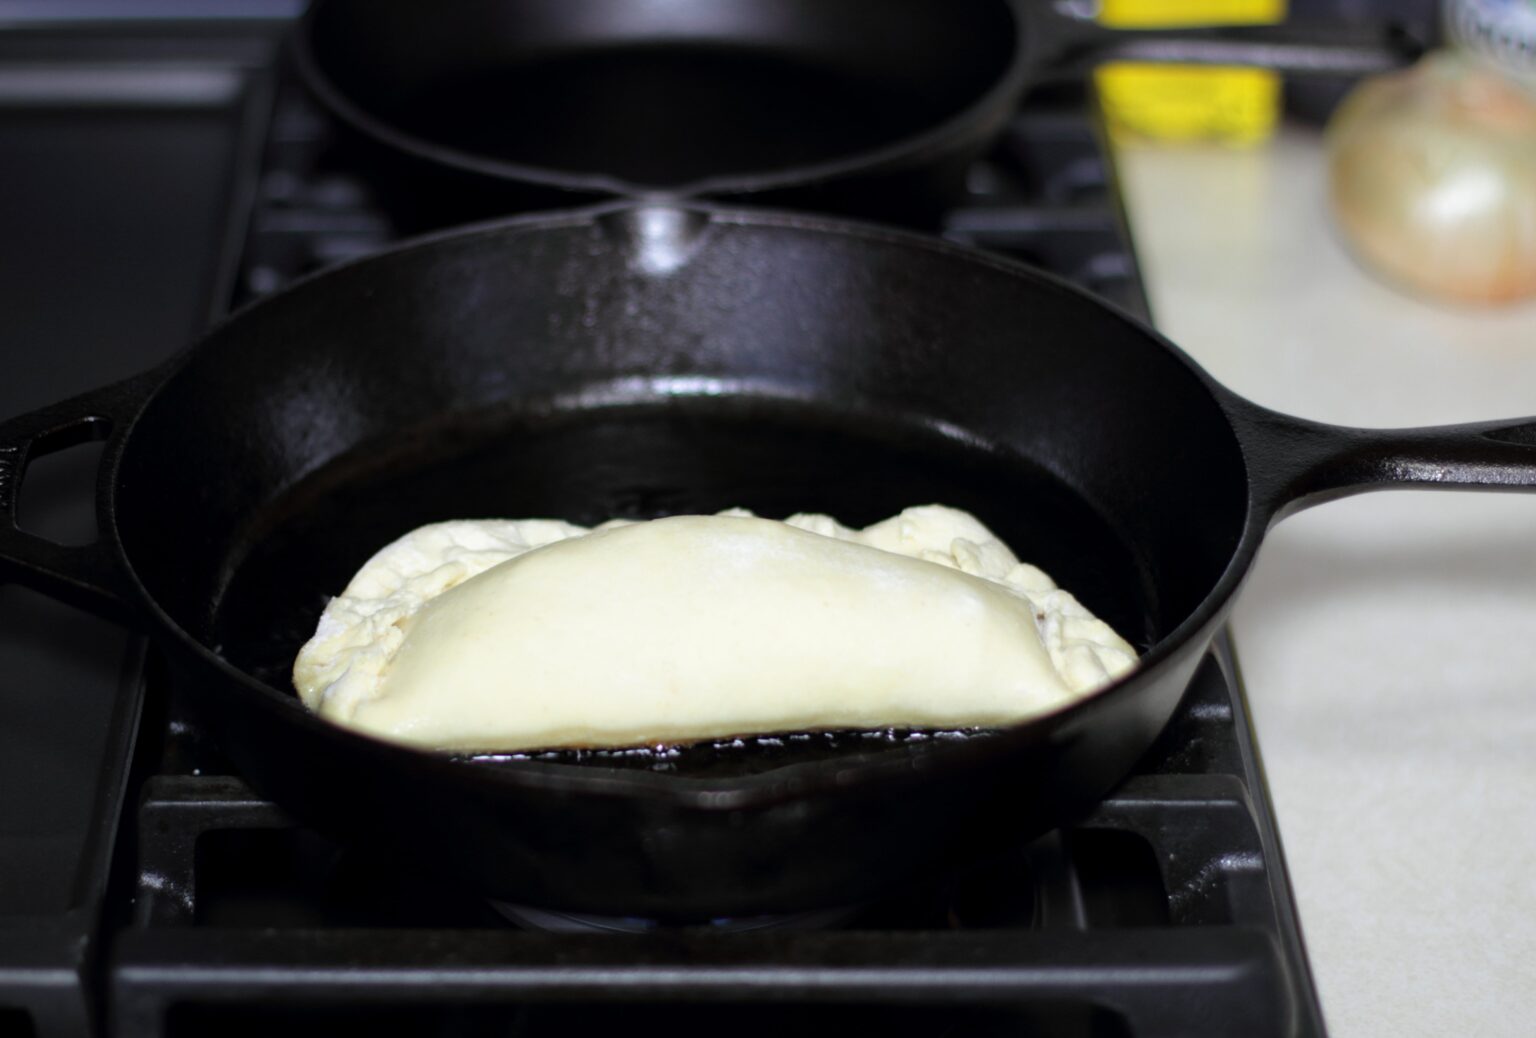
1327;51;1536;305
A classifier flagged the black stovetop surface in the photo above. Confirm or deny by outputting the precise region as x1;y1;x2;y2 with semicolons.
0;14;1326;1038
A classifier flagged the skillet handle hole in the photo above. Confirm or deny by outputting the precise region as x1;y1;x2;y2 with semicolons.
16;434;108;548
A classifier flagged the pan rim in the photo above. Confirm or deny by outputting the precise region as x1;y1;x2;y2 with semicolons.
110;198;1266;809
290;0;1034;201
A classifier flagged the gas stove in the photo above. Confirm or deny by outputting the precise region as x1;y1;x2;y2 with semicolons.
0;10;1337;1037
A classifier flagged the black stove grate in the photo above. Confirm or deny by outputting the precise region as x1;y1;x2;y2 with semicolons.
114;640;1317;1038
232;81;1152;323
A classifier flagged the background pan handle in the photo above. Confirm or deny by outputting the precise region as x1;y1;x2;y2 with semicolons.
1019;3;1421;78
0;372;158;621
1231;399;1536;528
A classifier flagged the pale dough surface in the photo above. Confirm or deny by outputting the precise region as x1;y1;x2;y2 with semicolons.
292;506;1137;751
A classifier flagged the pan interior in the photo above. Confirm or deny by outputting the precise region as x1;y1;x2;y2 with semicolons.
212;394;1152;776
307;0;1019;185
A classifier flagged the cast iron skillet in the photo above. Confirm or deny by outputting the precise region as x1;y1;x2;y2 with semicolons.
293;0;1413;229
294;0;1032;228
2;202;1532;921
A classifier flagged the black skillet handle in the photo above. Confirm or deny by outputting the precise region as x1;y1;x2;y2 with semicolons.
1019;3;1424;78
0;372;159;622
1231;399;1536;527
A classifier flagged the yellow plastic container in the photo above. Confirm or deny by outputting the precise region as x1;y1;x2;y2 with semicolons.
1094;0;1286;146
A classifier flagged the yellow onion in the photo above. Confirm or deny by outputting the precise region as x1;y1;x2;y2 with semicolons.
1326;51;1536;305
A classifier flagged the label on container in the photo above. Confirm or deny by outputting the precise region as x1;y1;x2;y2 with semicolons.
1094;0;1285;145
1095;63;1281;143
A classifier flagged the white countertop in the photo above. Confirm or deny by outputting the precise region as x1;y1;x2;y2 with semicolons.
1116;126;1536;1038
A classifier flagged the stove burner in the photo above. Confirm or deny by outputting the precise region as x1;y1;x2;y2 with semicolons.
486;844;1046;933
489;901;864;934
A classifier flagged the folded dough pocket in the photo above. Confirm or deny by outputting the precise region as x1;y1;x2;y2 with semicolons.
293;509;1137;752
